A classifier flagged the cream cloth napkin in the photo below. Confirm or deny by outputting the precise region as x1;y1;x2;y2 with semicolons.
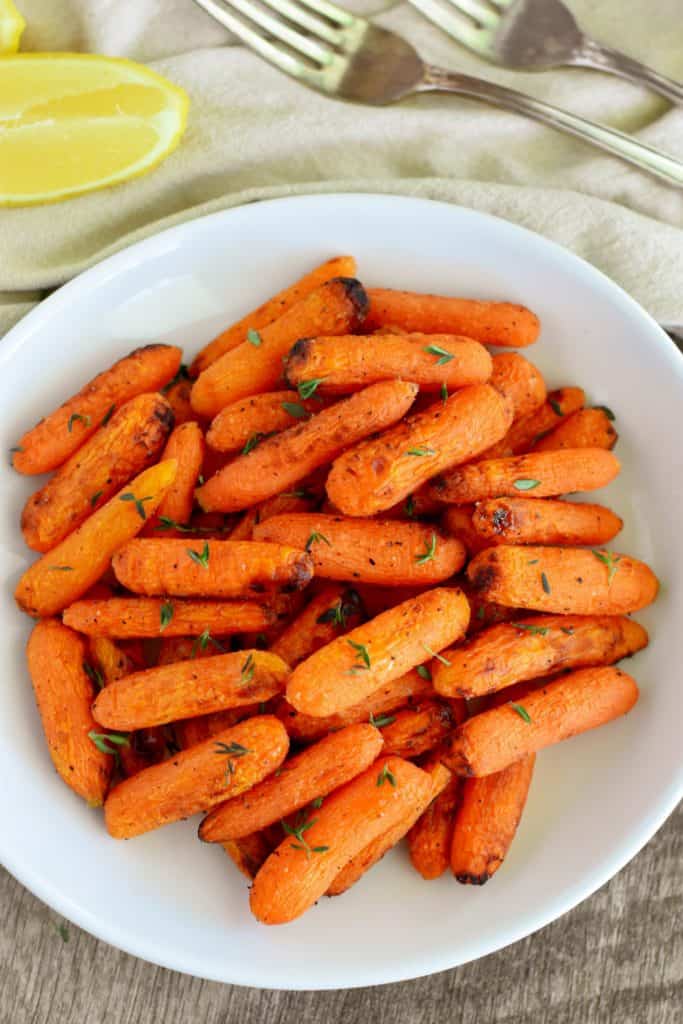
2;0;683;337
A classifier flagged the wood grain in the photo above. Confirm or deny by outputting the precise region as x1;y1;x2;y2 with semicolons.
0;804;680;1023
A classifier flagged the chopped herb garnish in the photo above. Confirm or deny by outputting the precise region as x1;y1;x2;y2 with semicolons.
197;474;205;485
191;628;225;657
282;401;309;419
55;922;70;943
282;810;326;858
246;329;262;347
83;661;104;690
90;490;103;507
404;495;416;519
513;479;541;491
421;642;450;666
311;796;324;809
255;632;268;648
316;589;360;629
215;739;251;785
416;664;432;681
297;378;325;400
512;622;549;636
241;653;255;684
549;399;563;416
48;565;73;572
407;447;436;457
305;530;331;552
369;712;396;728
88;730;129;756
242;431;276;455
594;405;615;421
347;639;371;669
187;542;210;569
591;549;621;584
281;489;309;499
9;445;23;453
509;702;532;724
560;626;574;635
67;412;91;433
423;343;454;365
100;404;116;427
161;365;190;393
376;764;397;787
154;515;213;534
119;492;154;520
527;559;539;565
416;531;437;565
441;382;448;403
476;605;486;620
160;601;174;632
541;572;551;594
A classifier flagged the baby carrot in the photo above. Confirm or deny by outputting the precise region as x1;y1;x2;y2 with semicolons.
379;701;456;758
471;496;623;546
408;764;462;881
496;386;586;457
206;390;331;454
489;352;546;420
270;584;363;668
532;407;618;452
63;597;272;638
144;421;205;535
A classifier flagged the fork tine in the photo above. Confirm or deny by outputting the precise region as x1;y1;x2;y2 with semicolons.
408;0;493;50
295;0;357;28
221;0;334;64
259;0;345;45
442;0;500;28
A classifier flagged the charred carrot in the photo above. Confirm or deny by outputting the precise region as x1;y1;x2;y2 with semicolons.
270;584;363;668
196;380;418;513
472;496;623;546
428;448;620;504
532;407;618;452
105;716;289;838
191;278;368;418
441;505;491;556
467;545;658;614
249;756;432;923
190;256;356;375
379;701;456;758
253;513;466;586
162;371;194;425
13;344;182;475
27;620;112;805
326;384;512;517
433;614;648;699
450;754;535;883
408;762;462;880
441;666;639;777
222;832;278;880
144;422;205;535
490;353;546;420
364;289;540;348
286;587;470;717
63;597;272;638
112;539;313;598
15;459;178;618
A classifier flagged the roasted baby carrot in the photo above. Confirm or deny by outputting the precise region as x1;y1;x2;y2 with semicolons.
26;620;112;806
270;584;363;668
532;407;618;452
105;716;289;838
441;505;491;556
496;386;586;457
286;587;470;717
472;496;623;546
428;448;620;504
276;667;436;742
432;614;648;699
21;393;174;553
223;832;278;880
191;278;368;418
249;756;433;923
196;380;418;513
450;754;536;883
205;390;331;454
326;384;512;517
489;352;546;420
253;514;466;586
63;597;272;638
190;256;356;375
162;369;194;425
200;723;383;842
327;761;452;896
175;706;263;750
408;762;462;880
379;701;456;758
284;333;492;394
144;422;205;535
442;666;639;777
467;545;659;614
112;539;313;598
13;344;182;475
15;459;178;618
363;289;541;348
93;650;290;730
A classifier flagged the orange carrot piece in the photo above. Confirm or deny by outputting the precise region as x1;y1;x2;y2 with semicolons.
270;584;363;668
15;459;177;618
441;666;639;777
63;597;273;638
112;539;313;598
326;383;512;518
190;256;357;376
162;372;194;426
93;650;290;730
206;390;334;454
379;701;455;758
532;408;618;452
191;278;368;418
490;352;546;420
200;723;383;842
253;513;466;586
408;766;462;880
222;832;278;880
284;333;492;394
381;486;445;521
327;760;452;896
21;393;174;553
26;620;112;806
104;716;289;838
450;754;536;883
13;344;182;475
467;545;659;615
287;587;470;718
433;614;648;699
495;386;586;457
441;505;491;556
429;448;620;505
175;705;264;750
364;289;540;348
249;756;432;923
472;496;623;546
144;422;205;535
196;380;418;513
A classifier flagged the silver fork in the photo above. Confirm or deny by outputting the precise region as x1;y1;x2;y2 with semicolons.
190;0;683;187
407;0;683;105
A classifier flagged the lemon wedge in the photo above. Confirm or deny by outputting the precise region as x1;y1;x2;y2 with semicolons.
0;54;189;206
0;0;25;54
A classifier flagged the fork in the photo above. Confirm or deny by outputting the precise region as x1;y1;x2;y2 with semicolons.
190;0;683;186
406;0;683;105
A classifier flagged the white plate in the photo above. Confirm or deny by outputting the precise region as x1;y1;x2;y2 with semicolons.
1;195;681;990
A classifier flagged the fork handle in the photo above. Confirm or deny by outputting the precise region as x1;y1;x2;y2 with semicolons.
572;38;683;106
420;66;683;187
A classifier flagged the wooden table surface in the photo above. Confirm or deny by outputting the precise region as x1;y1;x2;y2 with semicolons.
1;803;680;1024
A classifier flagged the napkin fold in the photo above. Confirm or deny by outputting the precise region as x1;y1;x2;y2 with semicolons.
2;0;683;337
